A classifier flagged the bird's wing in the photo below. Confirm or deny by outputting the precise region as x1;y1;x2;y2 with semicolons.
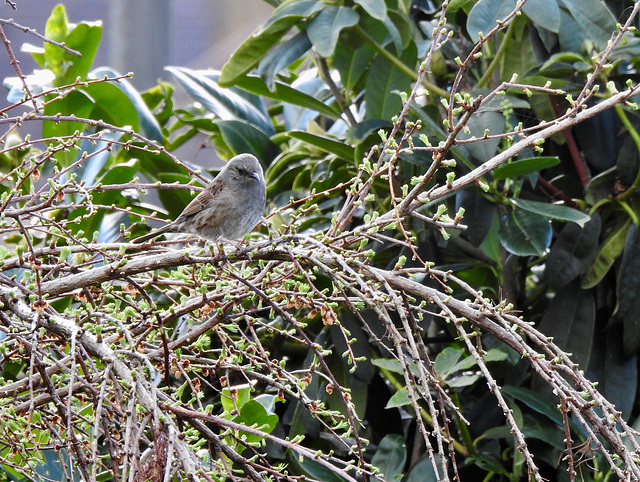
178;179;224;220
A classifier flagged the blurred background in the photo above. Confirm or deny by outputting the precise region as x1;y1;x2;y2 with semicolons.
0;0;275;165
0;0;274;90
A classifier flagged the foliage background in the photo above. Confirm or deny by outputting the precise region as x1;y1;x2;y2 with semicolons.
0;0;640;480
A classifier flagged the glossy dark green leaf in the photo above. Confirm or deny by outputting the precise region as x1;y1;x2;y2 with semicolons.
80;82;140;130
371;434;406;480
288;131;355;160
386;387;411;408
544;213;601;289
257;31;312;90
611;224;640;356
92;67;163;141
233;75;341;120
294;455;347;482
307;6;360;57
58;23;102;85
558;0;616;50
587;323;637;421
467;0;517;39
333;20;384;93
458;110;505;161
219;0;325;86
538;280;595;373
217;120;279;163
354;0;387;20
219;1;316;88
511;199;590;227
260;0;325;33
585;167;617;205
522;0;560;32
582;217;631;289
167;67;274;135
404;455;445;482
381;12;404;53
43;5;69;77
501;386;562;425
365;43;416;120
498;208;552;257
493;157;560;181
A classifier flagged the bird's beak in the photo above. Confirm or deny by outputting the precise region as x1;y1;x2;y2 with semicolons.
251;171;261;182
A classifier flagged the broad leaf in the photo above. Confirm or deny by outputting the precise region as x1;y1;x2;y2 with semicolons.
371;434;406;481
233;75;341;120
288;131;356;160
167;66;274;134
544;214;601;289
511;199;590;227
558;0;616;50
522;0;560;33
467;0;517;39
537;280;595;374
307;6;360;57
499;208;552;257
582;218;631;289
493;157;560;181
365;43;416;120
257;31;312;90
354;0;387;20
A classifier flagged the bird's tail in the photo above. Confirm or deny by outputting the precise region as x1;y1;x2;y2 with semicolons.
131;224;172;244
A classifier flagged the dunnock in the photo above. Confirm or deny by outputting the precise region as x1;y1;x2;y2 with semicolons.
133;153;266;243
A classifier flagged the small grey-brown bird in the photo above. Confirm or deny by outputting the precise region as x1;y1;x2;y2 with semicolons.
133;153;266;243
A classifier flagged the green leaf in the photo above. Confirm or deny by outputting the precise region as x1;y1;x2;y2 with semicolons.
433;347;464;378
354;0;387;20
218;0;324;86
307;6;360;57
92;67;163;141
498;208;552;257
386;387;411;408
217;120;279;163
371;434;406;481
522;0;560;33
459;110;505;161
447;374;480;387
558;0;616;50
588;324;637;421
493;157;560;181
257;31;312;90
333;19;384;93
365;43;416;120
404;455;445;482
287;131;355;160
544;213;601;289
221;384;252;415
167;66;274;135
238;400;278;435
611;224;640;356
467;0;517;39
59;22;102;84
371;357;404;374
511;198;591;227
80;82;140;130
260;0;325;33
537;280;595;373
232;75;341;120
501;385;563;425
539;51;590;73
582;217;631;289
43;5;69;75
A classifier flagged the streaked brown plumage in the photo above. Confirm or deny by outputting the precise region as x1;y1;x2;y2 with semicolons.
133;153;266;243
